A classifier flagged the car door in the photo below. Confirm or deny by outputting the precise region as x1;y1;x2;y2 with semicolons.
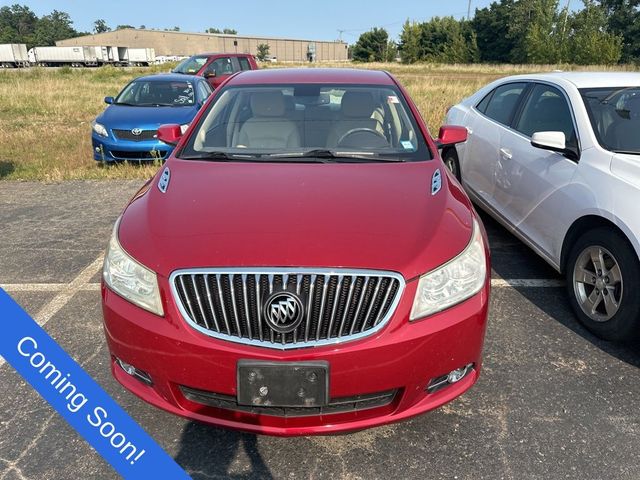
462;82;528;210
497;82;579;256
203;56;234;89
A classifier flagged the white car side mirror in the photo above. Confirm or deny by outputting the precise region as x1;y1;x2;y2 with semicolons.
531;131;566;151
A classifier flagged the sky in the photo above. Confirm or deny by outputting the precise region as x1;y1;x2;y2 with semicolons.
7;0;498;42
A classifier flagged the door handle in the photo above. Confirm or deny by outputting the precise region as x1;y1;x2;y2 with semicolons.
499;148;512;160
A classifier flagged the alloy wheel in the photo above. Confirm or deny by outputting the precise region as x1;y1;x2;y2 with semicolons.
572;245;623;322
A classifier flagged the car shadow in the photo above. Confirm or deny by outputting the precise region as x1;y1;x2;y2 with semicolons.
174;421;273;479
480;211;640;368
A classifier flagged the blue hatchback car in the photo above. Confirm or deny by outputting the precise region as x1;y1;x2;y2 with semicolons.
92;74;212;163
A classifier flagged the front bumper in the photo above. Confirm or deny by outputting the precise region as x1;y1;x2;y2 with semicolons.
102;276;489;436
92;133;172;162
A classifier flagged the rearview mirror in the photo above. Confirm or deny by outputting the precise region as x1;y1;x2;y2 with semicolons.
435;125;468;149
204;71;216;79
104;96;114;104
531;131;579;161
157;124;183;146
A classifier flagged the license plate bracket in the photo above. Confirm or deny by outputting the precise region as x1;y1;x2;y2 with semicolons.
237;360;329;407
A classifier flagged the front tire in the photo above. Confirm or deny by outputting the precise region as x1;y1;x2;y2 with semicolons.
566;228;640;342
442;148;461;182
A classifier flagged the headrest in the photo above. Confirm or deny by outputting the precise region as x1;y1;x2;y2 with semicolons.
341;91;376;118
626;95;640;118
250;91;286;117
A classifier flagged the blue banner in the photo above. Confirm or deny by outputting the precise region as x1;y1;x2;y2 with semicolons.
0;288;190;479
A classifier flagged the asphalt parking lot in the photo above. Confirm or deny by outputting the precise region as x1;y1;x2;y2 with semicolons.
1;180;639;480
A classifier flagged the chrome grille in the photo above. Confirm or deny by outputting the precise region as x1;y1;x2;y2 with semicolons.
170;268;404;349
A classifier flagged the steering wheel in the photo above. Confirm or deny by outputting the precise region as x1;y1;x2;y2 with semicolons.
337;128;389;148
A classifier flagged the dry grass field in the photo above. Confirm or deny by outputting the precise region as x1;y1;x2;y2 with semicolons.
0;61;636;181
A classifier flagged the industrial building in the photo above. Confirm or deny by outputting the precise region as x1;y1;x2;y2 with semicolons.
57;28;348;62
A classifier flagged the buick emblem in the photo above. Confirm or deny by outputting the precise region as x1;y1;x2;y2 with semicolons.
131;128;143;136
263;292;304;334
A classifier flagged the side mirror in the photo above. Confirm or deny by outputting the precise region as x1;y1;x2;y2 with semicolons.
104;96;114;104
435;125;468;149
531;131;579;161
204;71;216;79
157;124;183;146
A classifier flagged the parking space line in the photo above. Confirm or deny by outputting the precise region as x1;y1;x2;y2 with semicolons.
491;278;564;288
33;254;104;327
0;254;104;367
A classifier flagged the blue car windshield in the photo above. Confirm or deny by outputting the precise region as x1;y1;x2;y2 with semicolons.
115;80;195;107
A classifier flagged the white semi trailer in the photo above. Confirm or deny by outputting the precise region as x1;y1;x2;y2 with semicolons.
122;48;156;66
28;46;98;67
0;44;29;68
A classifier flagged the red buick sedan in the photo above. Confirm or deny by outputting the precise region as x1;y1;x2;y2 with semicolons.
101;68;490;436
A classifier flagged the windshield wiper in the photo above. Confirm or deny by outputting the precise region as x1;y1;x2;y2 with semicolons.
613;150;640;155
267;149;401;162
113;102;137;106
180;151;260;161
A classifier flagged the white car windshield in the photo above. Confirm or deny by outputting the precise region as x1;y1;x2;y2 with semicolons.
581;87;640;155
179;84;431;162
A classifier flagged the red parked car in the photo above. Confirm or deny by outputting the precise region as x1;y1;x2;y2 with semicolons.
101;68;490;436
171;52;258;89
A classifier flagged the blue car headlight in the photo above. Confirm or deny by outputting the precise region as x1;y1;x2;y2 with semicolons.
92;121;108;137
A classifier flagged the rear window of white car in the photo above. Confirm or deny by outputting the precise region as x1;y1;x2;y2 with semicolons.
476;82;527;126
581;87;640;154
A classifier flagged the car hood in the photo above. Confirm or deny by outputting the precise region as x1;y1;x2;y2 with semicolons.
97;105;198;129
119;159;474;281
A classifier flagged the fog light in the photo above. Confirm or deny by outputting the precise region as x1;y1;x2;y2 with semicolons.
427;363;474;393
115;357;152;385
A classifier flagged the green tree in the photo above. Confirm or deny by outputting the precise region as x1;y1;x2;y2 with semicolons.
598;0;640;62
93;19;109;33
256;43;270;61
223;28;237;34
0;4;38;46
352;27;389;62
32;10;77;46
399;20;421;63
418;17;479;63
568;0;622;64
207;27;221;33
116;24;134;30
472;0;516;63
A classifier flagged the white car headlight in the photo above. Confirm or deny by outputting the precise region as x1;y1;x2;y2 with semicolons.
180;123;190;134
92;121;108;137
103;219;163;316
410;218;487;320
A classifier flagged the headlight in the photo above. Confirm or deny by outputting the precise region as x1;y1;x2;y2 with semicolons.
92;121;108;137
180;123;190;134
410;218;487;320
103;219;164;316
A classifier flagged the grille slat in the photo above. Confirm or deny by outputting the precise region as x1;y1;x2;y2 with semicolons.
215;274;232;334
112;128;157;141
172;269;403;350
203;275;220;332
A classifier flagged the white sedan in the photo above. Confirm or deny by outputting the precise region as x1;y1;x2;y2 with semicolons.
445;72;640;341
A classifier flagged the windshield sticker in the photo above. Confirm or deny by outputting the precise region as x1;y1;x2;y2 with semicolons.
387;95;399;104
401;140;413;150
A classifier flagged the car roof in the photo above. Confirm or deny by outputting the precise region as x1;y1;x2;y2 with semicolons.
132;73;203;82
499;71;640;89
193;52;254;58
228;68;396;86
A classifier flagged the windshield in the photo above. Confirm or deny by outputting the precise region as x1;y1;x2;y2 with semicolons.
179;84;431;162
581;87;640;154
172;55;208;74
115;80;195;107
